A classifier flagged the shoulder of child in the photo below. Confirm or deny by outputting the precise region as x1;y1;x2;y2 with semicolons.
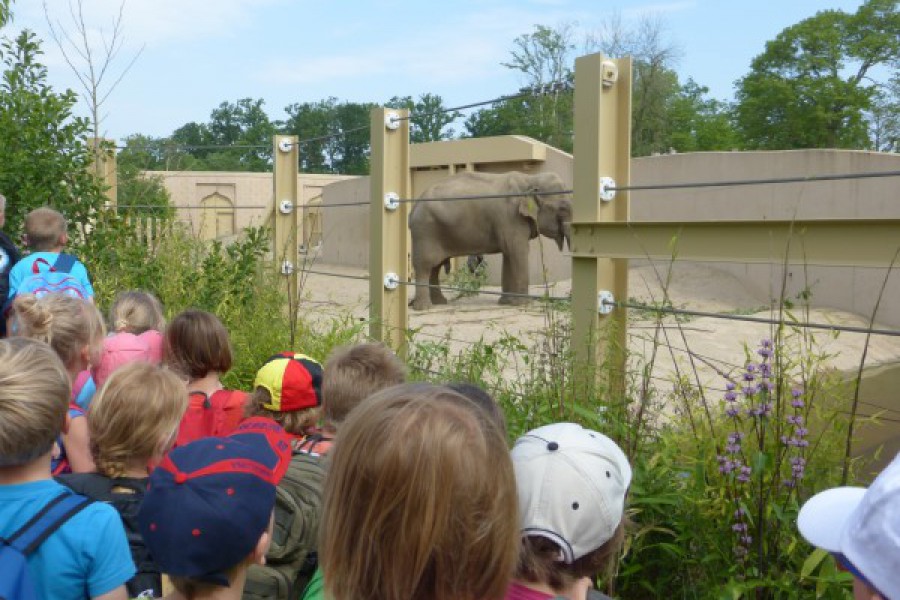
68;496;137;597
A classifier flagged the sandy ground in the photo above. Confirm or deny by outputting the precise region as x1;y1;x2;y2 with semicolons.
298;261;900;468
299;262;900;378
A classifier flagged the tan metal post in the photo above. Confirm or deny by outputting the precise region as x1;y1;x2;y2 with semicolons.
571;54;632;395
89;137;117;208
273;135;300;317
369;108;410;357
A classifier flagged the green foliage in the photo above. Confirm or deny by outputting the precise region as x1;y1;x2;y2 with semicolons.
667;79;739;152
444;261;487;299
0;30;105;235
0;0;10;27
386;93;461;143
735;0;900;149
280;97;376;175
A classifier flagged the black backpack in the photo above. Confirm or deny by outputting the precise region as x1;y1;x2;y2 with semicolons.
57;473;160;598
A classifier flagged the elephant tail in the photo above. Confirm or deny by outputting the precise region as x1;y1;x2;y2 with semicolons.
442;258;451;274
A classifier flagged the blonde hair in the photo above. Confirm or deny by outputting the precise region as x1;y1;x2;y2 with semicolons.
244;387;319;435
109;290;165;334
89;362;188;478
0;338;71;466
164;309;232;380
322;343;406;425
321;383;519;600
11;294;105;370
24;207;66;250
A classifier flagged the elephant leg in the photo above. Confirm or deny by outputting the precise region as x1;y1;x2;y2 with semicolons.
430;266;448;304
498;243;531;306
410;255;434;311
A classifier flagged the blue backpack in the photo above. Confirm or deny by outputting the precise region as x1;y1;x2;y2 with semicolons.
17;253;87;299
0;491;92;600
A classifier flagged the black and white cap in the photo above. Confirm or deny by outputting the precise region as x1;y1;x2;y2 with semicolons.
511;422;632;563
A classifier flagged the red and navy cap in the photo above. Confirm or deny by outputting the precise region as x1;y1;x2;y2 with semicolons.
137;417;292;585
253;351;323;412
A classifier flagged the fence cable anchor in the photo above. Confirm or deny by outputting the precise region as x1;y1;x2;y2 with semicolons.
599;177;616;202
281;260;295;276
384;192;400;211
598;291;615;315
383;273;400;290
277;139;293;153
279;199;294;214
384;111;401;131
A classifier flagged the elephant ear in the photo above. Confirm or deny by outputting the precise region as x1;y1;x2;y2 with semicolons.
517;194;540;223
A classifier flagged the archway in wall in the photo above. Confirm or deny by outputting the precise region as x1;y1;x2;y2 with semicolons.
199;192;235;240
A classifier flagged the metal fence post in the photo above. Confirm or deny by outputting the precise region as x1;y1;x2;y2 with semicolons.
369;107;410;357
571;54;632;397
273;135;300;324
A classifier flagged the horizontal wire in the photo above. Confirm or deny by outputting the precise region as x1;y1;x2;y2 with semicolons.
396;188;572;204
397;81;572;122
297;268;567;302
608;300;900;337
611;169;900;193
116;204;269;210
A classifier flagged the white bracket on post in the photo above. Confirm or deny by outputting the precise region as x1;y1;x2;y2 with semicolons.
383;273;400;290
279;199;294;214
599;177;616;202
598;291;615;315
384;111;401;131
600;61;618;87
384;192;400;211
281;260;295;276
277;139;293;153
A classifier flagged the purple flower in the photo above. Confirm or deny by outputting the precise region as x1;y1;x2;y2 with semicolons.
796;427;808;438
732;523;748;533
791;388;803;398
725;406;740;417
786;415;804;426
743;385;758;397
734;508;746;519
727;432;744;444
741;535;753;545
761;338;772;348
759;363;772;377
757;347;772;358
725;391;737;402
791;398;805;409
726;381;736;391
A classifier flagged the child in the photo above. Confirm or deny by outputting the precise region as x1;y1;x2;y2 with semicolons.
11;293;105;474
0;337;134;599
797;451;899;599
0;193;20;337
243;352;327;599
5;206;94;303
58;362;189;598
74;290;166;410
137;417;293;599
164;309;247;446
308;342;406;456
506;423;632;600
318;383;519;600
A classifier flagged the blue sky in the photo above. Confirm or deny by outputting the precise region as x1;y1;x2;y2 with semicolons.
6;0;867;142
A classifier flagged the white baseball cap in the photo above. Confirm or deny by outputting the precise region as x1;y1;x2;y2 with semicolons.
797;451;900;598
511;422;632;563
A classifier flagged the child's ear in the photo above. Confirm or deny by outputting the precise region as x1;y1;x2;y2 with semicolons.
79;345;91;370
60;232;69;246
251;512;275;566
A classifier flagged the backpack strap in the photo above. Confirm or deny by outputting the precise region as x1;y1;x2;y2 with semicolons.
294;433;332;455
3;492;92;556
52;253;77;274
31;257;54;275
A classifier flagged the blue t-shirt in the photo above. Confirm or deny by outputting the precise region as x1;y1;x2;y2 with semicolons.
0;479;135;599
7;252;95;300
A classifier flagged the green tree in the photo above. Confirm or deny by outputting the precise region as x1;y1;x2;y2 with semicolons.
735;0;900;149
1;0;11;27
331;101;376;174
0;30;105;235
587;14;684;156
281;97;337;173
386;93;461;143
868;76;900;151
667;79;739;152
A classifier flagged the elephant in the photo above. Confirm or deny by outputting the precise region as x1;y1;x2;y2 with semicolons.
408;171;572;310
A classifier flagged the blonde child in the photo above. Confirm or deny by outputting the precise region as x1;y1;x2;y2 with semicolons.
318;383;519;600
164;309;247;446
0;337;133;599
10;293;105;474
74;290;166;409
59;361;188;598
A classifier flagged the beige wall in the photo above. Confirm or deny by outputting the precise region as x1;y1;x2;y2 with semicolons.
629;150;900;327
149;171;353;245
